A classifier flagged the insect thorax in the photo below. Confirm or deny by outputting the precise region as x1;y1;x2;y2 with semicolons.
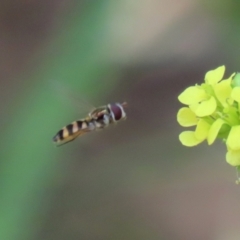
92;112;111;129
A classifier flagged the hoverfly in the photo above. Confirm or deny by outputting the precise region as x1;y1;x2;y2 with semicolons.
53;102;127;146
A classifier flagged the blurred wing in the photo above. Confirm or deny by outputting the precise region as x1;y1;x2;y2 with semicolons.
50;80;96;112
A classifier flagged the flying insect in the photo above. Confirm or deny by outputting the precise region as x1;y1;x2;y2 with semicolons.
53;102;127;146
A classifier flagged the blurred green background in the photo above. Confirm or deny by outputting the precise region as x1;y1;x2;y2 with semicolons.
1;1;240;240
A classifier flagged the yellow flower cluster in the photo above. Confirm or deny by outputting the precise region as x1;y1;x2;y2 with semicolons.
177;65;240;167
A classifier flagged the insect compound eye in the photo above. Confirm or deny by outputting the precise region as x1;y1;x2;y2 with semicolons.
109;103;125;121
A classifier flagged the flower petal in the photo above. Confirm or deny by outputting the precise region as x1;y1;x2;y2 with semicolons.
177;107;198;127
178;86;207;105
195;96;217;117
226;149;240;166
232;72;240;87
231;87;240;103
226;126;240;150
189;103;199;112
214;79;233;107
204;65;225;85
179;131;204;147
207;119;225;145
195;119;210;141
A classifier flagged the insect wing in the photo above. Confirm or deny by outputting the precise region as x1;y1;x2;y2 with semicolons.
51;80;96;113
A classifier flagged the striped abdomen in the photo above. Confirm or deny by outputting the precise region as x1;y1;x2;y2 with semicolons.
53;120;94;146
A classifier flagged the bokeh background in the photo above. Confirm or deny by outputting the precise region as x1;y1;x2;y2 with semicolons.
1;1;240;240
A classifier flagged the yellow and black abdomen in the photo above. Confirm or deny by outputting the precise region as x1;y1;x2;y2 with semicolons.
53;120;90;146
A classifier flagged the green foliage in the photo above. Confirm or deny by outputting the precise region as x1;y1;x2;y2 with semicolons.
0;1;118;240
